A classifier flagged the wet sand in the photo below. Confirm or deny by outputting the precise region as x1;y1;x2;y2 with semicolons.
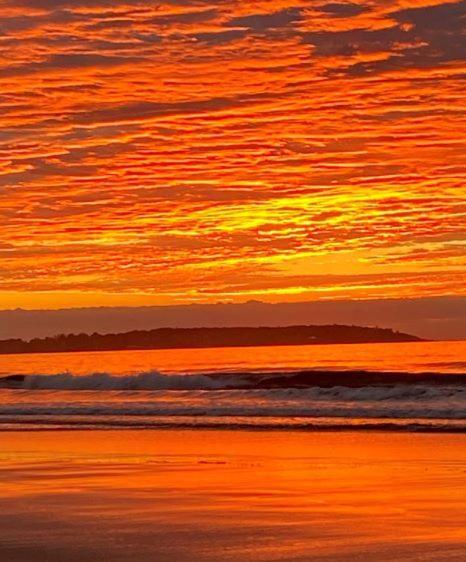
0;430;465;561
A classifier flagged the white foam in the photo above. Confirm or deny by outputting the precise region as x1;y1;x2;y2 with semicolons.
0;385;464;420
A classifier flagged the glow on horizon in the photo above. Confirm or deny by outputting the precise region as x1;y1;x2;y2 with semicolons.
0;0;465;309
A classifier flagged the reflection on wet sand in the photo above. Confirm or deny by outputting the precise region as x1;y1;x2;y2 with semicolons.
0;430;465;561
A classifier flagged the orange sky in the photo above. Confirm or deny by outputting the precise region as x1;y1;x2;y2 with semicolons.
0;0;465;309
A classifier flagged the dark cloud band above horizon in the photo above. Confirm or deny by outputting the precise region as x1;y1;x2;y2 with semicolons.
1;297;465;341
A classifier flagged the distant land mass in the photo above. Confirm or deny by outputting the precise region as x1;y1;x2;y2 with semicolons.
0;325;422;355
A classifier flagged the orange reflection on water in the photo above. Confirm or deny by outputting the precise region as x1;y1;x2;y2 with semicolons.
0;340;464;377
0;430;465;561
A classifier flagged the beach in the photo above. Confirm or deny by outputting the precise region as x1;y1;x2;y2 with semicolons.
1;429;465;561
1;342;464;560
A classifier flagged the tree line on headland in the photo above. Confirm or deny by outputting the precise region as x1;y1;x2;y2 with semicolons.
0;325;422;355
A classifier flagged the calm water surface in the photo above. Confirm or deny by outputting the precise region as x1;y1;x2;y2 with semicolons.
0;340;464;376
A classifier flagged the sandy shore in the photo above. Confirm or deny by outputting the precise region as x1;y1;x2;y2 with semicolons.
0;430;465;561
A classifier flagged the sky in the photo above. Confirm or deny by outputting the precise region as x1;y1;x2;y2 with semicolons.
0;0;465;312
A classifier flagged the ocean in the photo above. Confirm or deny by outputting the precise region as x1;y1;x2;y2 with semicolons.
0;340;464;432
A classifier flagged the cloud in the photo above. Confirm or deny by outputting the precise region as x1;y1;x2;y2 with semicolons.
304;0;466;75
318;3;368;18
0;0;464;309
0;53;143;78
192;28;246;45
228;8;303;31
70;93;279;125
149;8;219;26
1;297;465;341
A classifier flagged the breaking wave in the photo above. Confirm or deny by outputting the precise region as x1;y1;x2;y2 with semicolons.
0;368;464;432
12;371;227;391
1;368;465;391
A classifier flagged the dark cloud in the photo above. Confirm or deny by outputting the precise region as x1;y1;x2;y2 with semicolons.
395;0;466;31
149;8;219;26
1;297;465;340
84;18;136;31
304;0;466;75
0;53;143;78
228;8;302;32
318;3;368;18
192;28;246;45
0;15;41;33
71;93;278;125
0;7;83;34
304;27;394;57
19;0;137;8
190;7;303;44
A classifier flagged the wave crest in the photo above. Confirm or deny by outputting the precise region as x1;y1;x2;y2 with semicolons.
1;368;465;391
15;371;229;390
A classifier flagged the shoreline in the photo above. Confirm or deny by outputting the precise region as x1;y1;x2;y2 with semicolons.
0;424;465;433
